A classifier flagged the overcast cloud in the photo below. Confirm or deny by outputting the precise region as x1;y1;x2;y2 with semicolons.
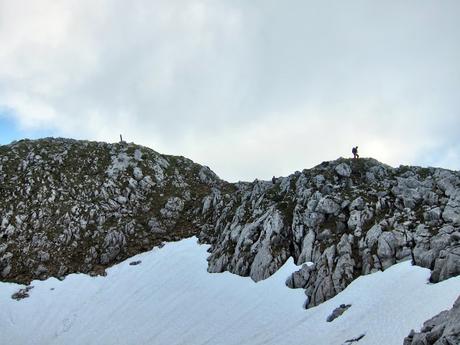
0;0;459;181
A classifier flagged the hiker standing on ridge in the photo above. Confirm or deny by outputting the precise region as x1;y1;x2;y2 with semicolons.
352;146;359;159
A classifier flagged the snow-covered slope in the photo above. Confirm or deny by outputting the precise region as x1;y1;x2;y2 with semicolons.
1;238;459;345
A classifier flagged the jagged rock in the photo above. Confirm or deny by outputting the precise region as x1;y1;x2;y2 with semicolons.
11;286;34;300
317;229;332;241
57;265;68;278
424;207;442;222
451;231;460;242
207;208;289;282
1;264;11;277
347;208;373;231
327;303;351;322
430;246;460;283
0;252;13;278
133;167;143;181
160;197;185;220
37;251;50;262
316;197;341;215
335;163;352;177
35;263;47;273
297;229;316;264
404;296;460;345
349;197;365;211
303;245;338;307
377;232;397;270
285;263;315;289
199;166;219;184
365;224;382;248
442;191;460;225
435;170;460;197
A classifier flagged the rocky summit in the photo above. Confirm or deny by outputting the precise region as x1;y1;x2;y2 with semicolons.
0;138;226;283
1;138;460;342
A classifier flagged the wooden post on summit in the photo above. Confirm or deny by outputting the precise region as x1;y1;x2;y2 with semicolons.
119;134;126;146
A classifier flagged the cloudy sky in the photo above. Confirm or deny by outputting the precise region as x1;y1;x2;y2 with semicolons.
0;1;459;181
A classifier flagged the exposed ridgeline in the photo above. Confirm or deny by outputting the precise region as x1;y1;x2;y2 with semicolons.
200;158;460;307
1;138;460;311
0;138;227;283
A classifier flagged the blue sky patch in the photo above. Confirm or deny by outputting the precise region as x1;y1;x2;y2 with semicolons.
0;109;54;145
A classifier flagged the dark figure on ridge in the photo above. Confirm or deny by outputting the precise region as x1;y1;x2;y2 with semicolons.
352;146;359;159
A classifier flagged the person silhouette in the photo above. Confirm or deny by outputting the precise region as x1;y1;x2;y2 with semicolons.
352;146;359;159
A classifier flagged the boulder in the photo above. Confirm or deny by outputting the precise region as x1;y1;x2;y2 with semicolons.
326;304;351;322
430;246;460;282
335;163;352;177
316;197;341;215
442;192;460;225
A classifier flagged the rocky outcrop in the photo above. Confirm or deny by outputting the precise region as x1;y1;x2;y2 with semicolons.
1;139;459;318
404;296;460;345
0;138;224;283
11;285;34;301
327;303;351;322
199;159;460;308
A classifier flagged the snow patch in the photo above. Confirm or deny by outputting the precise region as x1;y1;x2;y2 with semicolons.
1;238;459;345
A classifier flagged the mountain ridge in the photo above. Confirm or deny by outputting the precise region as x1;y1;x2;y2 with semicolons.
1;138;459;310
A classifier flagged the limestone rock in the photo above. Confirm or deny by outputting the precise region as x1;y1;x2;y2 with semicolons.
430;246;460;283
327;304;351;322
442;191;460;225
404;296;460;345
316;197;341;215
377;232;397;270
335;163;352;177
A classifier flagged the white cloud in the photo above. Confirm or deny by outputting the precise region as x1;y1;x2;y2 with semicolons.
0;0;459;181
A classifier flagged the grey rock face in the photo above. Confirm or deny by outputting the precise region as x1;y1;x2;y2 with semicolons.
316;197;341;215
207;207;289;282
335;163;352;177
430;246;460;283
442;191;460;225
349;197;365;211
285;263;315;289
199;159;460;308
377;232;397;270
1;264;12;277
404;296;460;345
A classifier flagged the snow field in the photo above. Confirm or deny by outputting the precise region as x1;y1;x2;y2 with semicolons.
1;237;459;345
